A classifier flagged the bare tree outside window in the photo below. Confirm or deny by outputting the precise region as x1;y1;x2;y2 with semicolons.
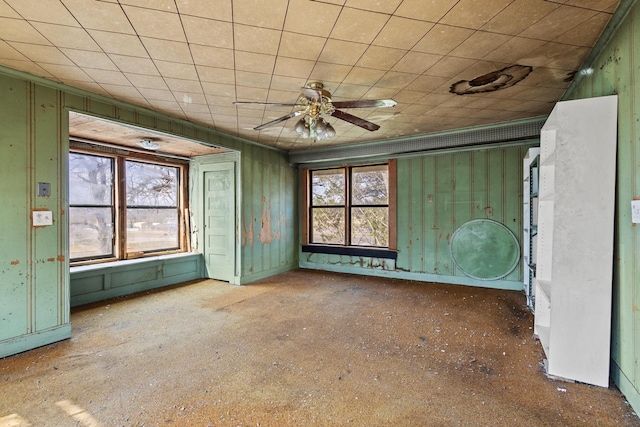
310;164;388;247
311;168;345;244
351;165;389;246
69;153;114;260
69;151;183;263
126;161;179;253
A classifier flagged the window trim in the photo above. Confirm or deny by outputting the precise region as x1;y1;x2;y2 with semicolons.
301;160;397;257
69;147;189;267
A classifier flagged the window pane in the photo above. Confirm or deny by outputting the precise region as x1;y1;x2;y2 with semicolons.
127;208;179;253
69;153;113;205
126;161;178;207
351;207;389;247
311;207;345;244
312;168;345;206
352;165;388;205
69;207;114;259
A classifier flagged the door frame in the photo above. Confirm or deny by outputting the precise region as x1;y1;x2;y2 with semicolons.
191;151;241;284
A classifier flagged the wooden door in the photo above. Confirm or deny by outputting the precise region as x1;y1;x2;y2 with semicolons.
202;162;235;281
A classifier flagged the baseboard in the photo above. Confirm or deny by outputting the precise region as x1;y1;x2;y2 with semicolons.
298;261;524;291
239;264;296;285
0;324;71;359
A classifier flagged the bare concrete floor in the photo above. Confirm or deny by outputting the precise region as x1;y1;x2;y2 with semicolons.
1;269;638;426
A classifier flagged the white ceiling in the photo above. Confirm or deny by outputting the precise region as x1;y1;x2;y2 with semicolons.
0;0;620;152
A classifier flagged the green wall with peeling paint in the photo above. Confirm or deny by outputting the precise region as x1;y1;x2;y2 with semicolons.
0;68;298;358
0;77;71;356
567;1;640;414
240;143;298;283
300;145;528;291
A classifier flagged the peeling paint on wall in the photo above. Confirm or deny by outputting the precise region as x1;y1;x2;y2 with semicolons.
242;212;255;248
258;196;276;244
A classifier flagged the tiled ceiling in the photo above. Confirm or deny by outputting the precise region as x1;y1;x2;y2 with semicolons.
0;0;620;152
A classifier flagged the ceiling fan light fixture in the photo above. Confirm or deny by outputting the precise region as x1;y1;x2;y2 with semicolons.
325;123;336;138
293;116;335;140
137;139;160;150
235;81;396;139
294;118;306;135
580;67;594;76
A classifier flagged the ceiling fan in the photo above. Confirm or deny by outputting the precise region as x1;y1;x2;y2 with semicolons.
233;82;397;140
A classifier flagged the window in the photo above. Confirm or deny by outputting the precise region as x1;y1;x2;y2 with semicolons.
69;153;115;260
69;150;186;264
303;161;396;258
125;161;180;254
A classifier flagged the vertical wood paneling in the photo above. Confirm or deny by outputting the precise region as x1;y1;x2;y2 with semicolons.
633;8;640;392
488;149;504;224
346;146;525;286
472;150;489;219
434;155;454;276
239;144;297;279
0;68;298;358
33;85;62;330
279;159;287;266
395;159;411;271
409;157;425;272
0;74;29;341
453;152;472;277
252;146;262;274
241;144;255;275
503;147;524;281
422;156;436;273
261;151;270;271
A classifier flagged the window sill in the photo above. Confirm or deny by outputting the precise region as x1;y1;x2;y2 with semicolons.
302;245;397;259
70;252;198;274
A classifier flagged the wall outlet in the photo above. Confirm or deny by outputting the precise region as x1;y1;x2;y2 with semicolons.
33;210;53;226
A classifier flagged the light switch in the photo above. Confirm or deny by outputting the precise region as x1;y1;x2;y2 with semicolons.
33;210;53;226
38;182;51;197
632;200;640;223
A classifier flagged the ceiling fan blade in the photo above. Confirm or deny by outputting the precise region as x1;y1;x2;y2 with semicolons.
331;109;380;132
332;99;397;109
254;110;304;131
234;101;301;108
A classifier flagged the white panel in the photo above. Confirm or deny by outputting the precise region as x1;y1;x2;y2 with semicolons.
534;95;617;387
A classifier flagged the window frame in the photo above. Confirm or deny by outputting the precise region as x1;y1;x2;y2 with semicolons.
69;147;189;266
301;160;397;259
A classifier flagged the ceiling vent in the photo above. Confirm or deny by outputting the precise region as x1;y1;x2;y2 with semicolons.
450;65;533;95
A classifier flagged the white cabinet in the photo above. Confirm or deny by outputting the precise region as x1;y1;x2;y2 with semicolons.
533;95;617;387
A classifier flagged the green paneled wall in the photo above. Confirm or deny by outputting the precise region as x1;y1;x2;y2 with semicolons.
301;145;528;290
0;76;71;356
0;68;298;357
0;76;31;342
396;147;526;285
567;1;640;413
240;144;298;282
